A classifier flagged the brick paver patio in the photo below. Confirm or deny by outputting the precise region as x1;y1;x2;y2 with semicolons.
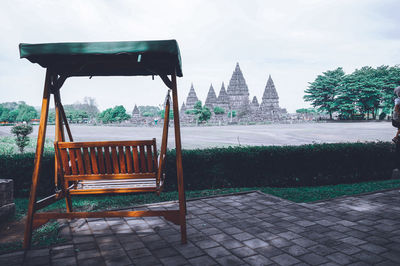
1;190;400;265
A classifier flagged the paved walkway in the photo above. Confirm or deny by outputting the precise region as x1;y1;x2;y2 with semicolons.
1;190;400;265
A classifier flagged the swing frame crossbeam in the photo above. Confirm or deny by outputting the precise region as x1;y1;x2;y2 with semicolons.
20;40;187;249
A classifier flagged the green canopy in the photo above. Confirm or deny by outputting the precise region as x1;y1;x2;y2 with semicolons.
19;40;182;77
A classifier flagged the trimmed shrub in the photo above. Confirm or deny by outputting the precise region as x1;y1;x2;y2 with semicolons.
0;142;396;197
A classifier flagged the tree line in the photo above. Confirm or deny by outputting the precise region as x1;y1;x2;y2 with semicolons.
304;65;400;120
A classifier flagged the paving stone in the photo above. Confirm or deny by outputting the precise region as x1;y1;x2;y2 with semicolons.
244;254;273;265
220;239;244;249
196;239;219;249
216;255;244;265
76;249;101;260
278;231;302;240
188;255;217;266
51;256;77;266
381;250;400;263
359;243;388;254
269;237;292;248
230;246;257;258
24;255;50;266
25;248;50;258
353;251;384;264
152;247;179;258
271;253;300;266
299;252;329;265
339;236;366;246
74;241;98;251
73;236;95;244
104;254;132;266
126;247;152;258
232;232;254;241
130;255;161;266
243;238;268;249
78;256;106;266
175;244;205;259
159;254;188;266
282;245;309;256
292;237;317;248
333;243;362;255
204;246;231;259
326;252;356;265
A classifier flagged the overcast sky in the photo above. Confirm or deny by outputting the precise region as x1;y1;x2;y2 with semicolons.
1;0;399;113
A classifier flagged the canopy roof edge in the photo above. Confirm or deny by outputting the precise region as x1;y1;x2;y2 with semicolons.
19;40;182;77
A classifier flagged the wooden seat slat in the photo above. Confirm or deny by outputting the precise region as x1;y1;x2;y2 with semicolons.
69;148;78;175
83;148;91;174
97;147;105;174
146;144;153;172
90;147;99;174
132;146;140;173
139;145;146;172
111;146;119;173
125;146;133;173
152;143;158;174
75;148;85;175
118;146;126;173
60;148;71;175
104;147;112;174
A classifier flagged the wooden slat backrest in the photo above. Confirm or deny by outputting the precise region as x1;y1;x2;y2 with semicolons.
55;140;158;177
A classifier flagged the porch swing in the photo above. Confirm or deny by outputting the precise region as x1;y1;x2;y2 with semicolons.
19;40;187;249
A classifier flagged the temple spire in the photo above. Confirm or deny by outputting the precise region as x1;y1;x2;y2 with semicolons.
205;83;218;109
261;75;279;109
186;83;199;109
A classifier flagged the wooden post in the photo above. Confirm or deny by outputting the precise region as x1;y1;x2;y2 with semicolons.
171;71;187;244
54;89;72;212
23;69;51;249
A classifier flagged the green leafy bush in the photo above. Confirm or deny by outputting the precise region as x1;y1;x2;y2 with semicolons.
1;142;396;197
214;106;225;114
11;123;33;153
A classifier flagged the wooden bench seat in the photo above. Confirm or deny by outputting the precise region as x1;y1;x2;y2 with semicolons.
55;139;165;195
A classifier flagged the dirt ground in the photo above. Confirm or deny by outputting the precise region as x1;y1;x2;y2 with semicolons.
0;121;394;149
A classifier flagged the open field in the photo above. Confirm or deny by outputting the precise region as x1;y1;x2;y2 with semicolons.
0;121;394;149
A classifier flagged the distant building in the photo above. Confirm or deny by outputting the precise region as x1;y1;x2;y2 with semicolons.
182;63;287;123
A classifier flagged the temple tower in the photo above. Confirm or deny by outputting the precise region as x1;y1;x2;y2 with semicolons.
205;84;218;110
250;96;259;113
226;63;250;112
132;104;140;118
217;82;230;112
260;75;280;110
185;83;199;110
180;102;186;113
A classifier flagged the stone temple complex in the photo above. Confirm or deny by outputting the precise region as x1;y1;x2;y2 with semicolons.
181;63;287;124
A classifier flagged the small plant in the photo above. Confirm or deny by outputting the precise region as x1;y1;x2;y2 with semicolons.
213;106;225;115
11;123;33;153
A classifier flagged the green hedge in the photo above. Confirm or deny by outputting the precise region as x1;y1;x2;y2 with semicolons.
0;142;396;197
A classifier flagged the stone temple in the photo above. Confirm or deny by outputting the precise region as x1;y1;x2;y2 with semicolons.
181;63;287;123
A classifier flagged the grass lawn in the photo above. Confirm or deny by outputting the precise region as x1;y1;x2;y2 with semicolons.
1;178;400;253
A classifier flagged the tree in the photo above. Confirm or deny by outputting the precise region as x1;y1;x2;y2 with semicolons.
227;110;237;118
185;101;211;123
11;123;33;153
139;106;160;117
304;68;345;119
98;105;131;123
213;106;225;114
296;108;318;114
15;103;38;122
